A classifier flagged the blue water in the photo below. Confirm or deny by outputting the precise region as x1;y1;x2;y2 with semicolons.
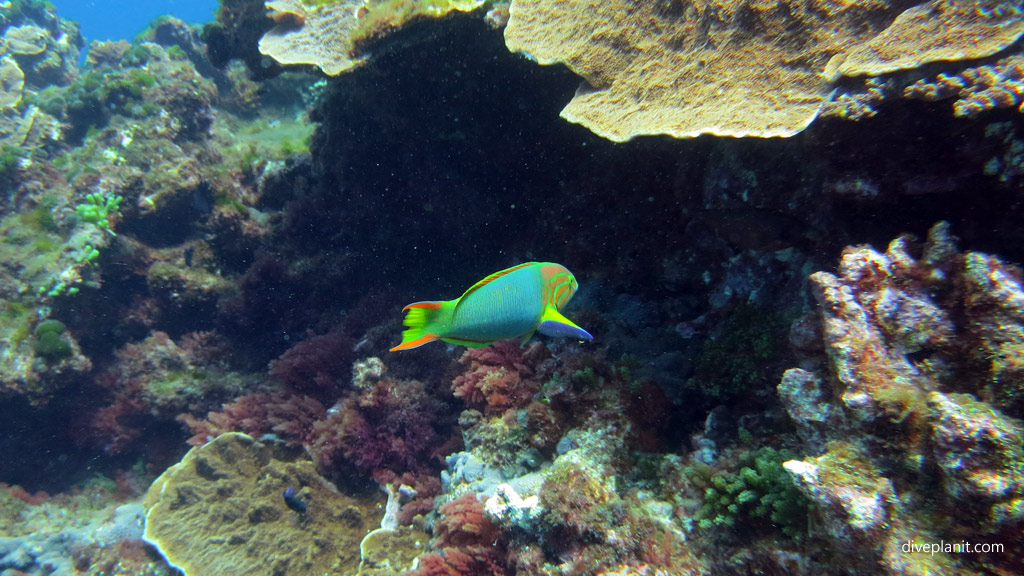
48;0;219;43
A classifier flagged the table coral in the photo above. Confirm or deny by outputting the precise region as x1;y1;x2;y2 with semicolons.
0;5;82;87
258;0;485;76
504;0;860;139
259;0;367;76
143;432;385;576
504;0;1024;139
1;24;48;56
835;0;1024;77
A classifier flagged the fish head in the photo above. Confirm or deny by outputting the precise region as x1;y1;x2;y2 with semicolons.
540;262;579;310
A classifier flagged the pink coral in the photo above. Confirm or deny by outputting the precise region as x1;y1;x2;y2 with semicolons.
88;394;146;454
84;329;258;453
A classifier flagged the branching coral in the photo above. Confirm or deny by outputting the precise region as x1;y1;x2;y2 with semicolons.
905;54;1024;117
694;446;810;539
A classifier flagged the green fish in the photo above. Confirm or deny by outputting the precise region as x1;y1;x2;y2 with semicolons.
390;262;593;351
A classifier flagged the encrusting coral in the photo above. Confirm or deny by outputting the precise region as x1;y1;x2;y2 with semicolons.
143;432;386;576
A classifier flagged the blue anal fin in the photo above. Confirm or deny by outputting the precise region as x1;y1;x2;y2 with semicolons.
538;320;593;341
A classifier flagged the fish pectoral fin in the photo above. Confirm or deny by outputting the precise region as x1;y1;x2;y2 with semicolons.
537;307;593;341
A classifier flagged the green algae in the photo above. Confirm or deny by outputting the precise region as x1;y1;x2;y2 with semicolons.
33;319;71;361
147;367;208;399
209;112;315;177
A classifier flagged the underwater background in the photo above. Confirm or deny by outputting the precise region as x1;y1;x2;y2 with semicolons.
1;0;1024;575
47;0;218;42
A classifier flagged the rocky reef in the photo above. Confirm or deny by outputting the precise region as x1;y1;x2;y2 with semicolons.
0;0;1023;575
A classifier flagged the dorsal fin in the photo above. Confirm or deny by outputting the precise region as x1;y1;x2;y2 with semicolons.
457;262;537;303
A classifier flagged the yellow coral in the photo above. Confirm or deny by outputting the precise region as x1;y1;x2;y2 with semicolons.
259;0;368;75
837;0;1024;77
143;432;384;576
503;0;893;140
0;56;23;109
1;24;48;56
505;0;1024;140
259;0;485;75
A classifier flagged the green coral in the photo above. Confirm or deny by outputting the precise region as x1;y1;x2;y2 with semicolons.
695;446;810;539
33;319;71;361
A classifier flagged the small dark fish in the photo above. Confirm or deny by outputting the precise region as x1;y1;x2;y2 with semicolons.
184;247;194;267
282;485;307;513
192;182;215;215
